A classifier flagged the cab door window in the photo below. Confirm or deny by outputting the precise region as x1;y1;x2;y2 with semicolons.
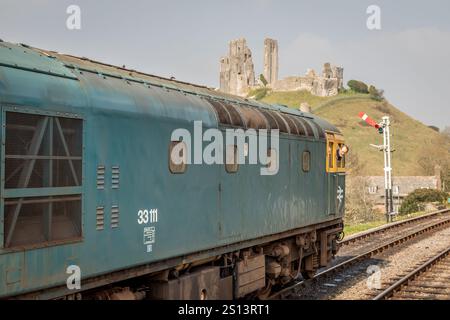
327;141;335;171
337;143;346;169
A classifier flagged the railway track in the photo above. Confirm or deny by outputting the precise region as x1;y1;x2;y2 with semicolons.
333;208;450;266
268;209;450;300
374;247;450;300
339;208;449;247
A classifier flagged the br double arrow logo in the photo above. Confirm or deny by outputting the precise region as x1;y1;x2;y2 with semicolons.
337;186;344;203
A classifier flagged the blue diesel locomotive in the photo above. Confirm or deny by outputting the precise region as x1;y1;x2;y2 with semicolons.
0;41;346;299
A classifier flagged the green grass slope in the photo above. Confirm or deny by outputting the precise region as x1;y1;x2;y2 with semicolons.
260;90;450;176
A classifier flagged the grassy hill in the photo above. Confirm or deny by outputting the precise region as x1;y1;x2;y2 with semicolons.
258;90;450;176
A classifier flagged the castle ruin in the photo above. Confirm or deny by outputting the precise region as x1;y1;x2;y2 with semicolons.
219;38;344;98
219;38;256;97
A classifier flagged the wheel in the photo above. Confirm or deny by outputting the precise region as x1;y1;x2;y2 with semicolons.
256;283;272;300
301;270;316;280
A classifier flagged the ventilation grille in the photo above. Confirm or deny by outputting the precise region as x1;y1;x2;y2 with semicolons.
111;205;119;228
96;206;104;230
310;121;325;139
205;97;326;139
3;112;83;248
296;118;314;137
97;165;105;190
112;166;120;189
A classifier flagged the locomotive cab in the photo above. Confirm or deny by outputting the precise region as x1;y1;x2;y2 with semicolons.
326;132;347;216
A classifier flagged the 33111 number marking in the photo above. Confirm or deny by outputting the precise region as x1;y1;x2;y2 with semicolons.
137;208;158;224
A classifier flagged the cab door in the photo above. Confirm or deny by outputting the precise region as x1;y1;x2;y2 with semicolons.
326;133;346;216
326;135;337;215
335;139;346;216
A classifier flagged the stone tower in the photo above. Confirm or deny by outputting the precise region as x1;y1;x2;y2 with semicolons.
331;65;344;89
322;62;333;79
219;38;255;96
263;38;278;86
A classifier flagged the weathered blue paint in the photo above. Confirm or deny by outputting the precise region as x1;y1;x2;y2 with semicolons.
0;42;344;298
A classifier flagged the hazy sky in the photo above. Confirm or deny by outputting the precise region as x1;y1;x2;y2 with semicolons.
1;0;449;128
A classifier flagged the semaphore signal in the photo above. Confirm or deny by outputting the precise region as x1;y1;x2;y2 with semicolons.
358;111;384;134
358;112;395;222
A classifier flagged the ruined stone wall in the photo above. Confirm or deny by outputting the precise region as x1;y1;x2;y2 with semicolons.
272;63;344;97
272;76;314;92
263;38;278;86
219;38;255;96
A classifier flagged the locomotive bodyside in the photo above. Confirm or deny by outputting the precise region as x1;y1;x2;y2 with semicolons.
0;42;345;299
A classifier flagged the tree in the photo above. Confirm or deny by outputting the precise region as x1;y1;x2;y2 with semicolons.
346;149;366;175
344;151;381;224
417;135;450;191
442;126;450;139
345;176;379;224
369;85;385;101
259;74;268;87
347;80;369;94
428;125;440;132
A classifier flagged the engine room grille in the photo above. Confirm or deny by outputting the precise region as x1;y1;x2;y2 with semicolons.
96;206;105;230
111;205;119;228
111;166;120;189
97;165;105;190
3;111;83;248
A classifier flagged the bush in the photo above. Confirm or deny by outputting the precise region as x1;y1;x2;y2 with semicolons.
428;125;440;132
399;188;448;215
248;87;269;100
374;101;390;114
259;74;268;87
369;85;385;101
347;80;369;94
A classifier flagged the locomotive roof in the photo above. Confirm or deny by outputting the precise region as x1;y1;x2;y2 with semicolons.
0;41;340;135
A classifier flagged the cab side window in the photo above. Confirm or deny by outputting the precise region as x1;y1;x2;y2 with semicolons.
327;141;334;170
337;143;346;169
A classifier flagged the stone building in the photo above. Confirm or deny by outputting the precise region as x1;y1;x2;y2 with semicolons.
263;38;278;86
219;38;255;96
364;175;441;206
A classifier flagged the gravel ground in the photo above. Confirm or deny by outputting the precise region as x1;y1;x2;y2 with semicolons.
289;226;450;300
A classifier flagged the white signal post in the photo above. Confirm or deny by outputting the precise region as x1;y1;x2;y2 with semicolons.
359;112;395;223
381;116;394;222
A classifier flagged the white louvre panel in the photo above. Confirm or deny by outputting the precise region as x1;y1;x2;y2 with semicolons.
97;165;105;190
112;166;120;189
96;206;104;230
111;205;119;228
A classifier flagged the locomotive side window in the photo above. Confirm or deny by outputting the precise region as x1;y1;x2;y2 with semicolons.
169;141;187;174
302;151;311;172
266;149;278;174
3;112;82;248
225;145;239;173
